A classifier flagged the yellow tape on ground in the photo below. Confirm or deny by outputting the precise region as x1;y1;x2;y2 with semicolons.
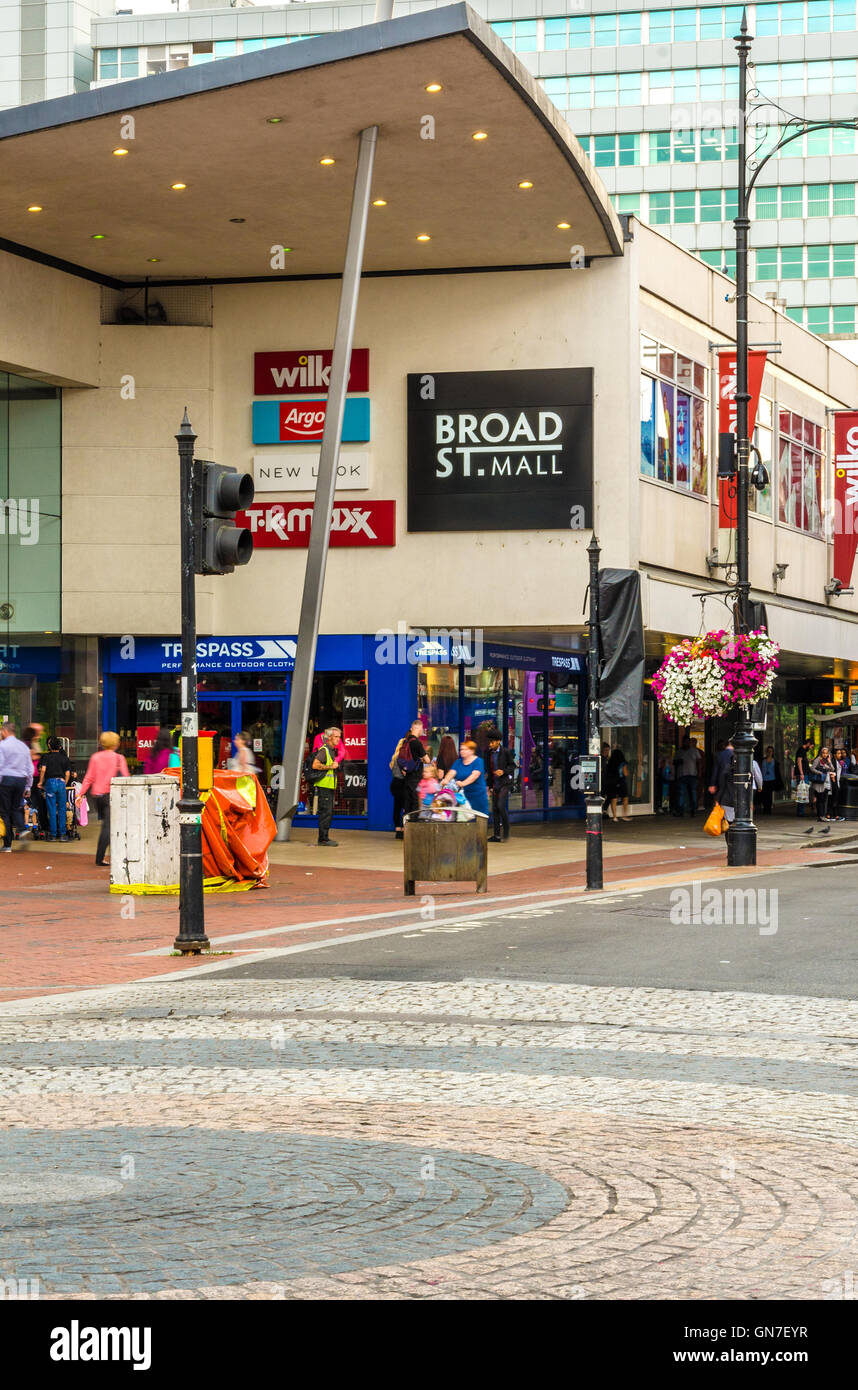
109;877;257;896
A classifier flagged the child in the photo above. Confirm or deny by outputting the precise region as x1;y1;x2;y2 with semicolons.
418;762;441;805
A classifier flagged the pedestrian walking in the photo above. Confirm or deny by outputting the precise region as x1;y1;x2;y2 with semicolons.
0;722;34;850
77;732;130;866
312;726;341;846
604;747;631;823
676;735;702;816
832;748;849;820
391;720;427;839
759;745;782;815
810;746;835;822
708;739;735;830
435;733;459;778
143;728;174;776
229;730;257;775
36;736;72;841
487;733;516;842
442;739;489;817
793;741;811;816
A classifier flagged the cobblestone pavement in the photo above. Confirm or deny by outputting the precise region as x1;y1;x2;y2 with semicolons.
2;975;857;1299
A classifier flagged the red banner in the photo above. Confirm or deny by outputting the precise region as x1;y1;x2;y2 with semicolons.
342;723;368;760
239;500;396;547
833;411;858;585
718;350;767;529
136;725;159;760
254;348;369;396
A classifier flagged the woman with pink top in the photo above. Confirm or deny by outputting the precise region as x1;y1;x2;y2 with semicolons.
77;731;130;866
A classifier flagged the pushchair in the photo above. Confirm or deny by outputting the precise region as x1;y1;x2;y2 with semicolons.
64;782;83;841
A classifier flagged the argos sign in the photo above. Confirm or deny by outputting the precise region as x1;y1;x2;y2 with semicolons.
254;348;369;396
252;397;370;445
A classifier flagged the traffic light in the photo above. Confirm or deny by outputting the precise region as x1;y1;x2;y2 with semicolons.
194;462;255;575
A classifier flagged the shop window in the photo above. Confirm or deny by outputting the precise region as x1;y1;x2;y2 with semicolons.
640;338;707;496
602;715;653;810
778;409;823;535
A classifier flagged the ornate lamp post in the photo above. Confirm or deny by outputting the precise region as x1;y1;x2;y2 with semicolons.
730;9;858;865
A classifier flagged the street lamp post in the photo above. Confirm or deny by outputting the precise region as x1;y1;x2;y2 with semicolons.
730;9;858;863
729;11;757;867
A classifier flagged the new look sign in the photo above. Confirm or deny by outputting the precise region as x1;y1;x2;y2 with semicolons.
407;369;593;531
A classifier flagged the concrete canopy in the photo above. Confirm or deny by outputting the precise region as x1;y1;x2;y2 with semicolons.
0;4;622;284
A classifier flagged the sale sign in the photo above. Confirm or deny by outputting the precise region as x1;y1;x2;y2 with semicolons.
239;500;395;547
254;348;369;396
718;350;768;530
833;411;858;585
252;397;370;445
342;723;367;760
136;725;159;760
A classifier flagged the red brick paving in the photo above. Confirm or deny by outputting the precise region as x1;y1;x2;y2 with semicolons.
0;837;842;1003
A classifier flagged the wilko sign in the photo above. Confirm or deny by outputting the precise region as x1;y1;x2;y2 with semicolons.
407;369;593;531
718;349;768;530
254;349;369;396
239;500;396;547
833;411;858;584
252;398;370;445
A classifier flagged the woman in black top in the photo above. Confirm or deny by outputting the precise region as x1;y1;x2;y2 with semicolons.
37;736;72;841
435;734;458;778
604;747;631;823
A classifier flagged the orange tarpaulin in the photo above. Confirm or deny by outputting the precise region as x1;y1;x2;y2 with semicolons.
169;768;276;889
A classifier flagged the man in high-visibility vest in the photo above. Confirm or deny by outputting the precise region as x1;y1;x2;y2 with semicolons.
312;727;342;846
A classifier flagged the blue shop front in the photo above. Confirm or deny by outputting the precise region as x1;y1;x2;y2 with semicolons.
102;634;587;831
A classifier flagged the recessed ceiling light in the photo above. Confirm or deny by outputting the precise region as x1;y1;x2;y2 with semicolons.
112;147;129;157
27;204;42;212
320;157;335;166
266;116;283;124
518;181;533;189
146;257;160;263
472;131;488;141
372;199;387;207
556;222;571;229
417;233;431;241
229;217;246;224
425;82;442;93
171;182;187;190
91;233;106;240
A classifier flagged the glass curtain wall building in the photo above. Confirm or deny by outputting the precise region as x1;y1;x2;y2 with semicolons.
82;1;858;346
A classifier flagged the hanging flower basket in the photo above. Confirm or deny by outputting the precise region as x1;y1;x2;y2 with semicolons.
651;629;780;725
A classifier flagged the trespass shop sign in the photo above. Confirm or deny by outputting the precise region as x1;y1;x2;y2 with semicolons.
407;369;593;531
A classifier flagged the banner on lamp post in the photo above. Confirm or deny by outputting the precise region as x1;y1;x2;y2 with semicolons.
717;349;768;541
833;411;858;586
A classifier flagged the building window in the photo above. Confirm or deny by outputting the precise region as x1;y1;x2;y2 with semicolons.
618;133;639;166
640;337;707;495
751;394;774;517
778;410;823;536
833;305;856;333
648;192;671;225
614;194;641;216
98;48;118;80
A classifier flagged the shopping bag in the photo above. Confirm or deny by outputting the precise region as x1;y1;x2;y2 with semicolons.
794;781;810;805
704;802;726;837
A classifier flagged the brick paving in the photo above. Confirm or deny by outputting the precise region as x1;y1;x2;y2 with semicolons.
0;824;849;1002
1;976;857;1299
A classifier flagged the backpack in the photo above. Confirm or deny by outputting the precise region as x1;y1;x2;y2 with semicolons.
304;746;331;785
389;738;406;776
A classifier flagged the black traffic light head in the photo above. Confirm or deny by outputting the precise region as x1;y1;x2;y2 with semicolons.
195;461;254;575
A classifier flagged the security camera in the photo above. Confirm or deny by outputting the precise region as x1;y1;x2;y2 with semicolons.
750;459;769;491
825;577;854;598
725;292;737;303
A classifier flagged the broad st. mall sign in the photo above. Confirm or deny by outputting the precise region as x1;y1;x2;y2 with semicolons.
407;369;593;531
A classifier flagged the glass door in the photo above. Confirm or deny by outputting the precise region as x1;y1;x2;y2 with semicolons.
238;697;285;785
198;697;235;771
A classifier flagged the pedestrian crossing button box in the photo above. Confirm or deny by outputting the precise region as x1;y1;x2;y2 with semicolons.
579;756;600;794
